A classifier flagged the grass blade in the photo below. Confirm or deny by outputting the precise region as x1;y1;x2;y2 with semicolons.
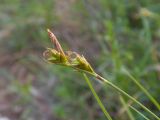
124;69;160;110
94;74;160;120
120;95;135;120
83;73;112;120
129;105;150;120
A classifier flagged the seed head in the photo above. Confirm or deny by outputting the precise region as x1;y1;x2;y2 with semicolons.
43;29;95;74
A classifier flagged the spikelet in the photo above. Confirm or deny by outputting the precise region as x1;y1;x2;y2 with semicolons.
43;29;67;64
43;29;95;74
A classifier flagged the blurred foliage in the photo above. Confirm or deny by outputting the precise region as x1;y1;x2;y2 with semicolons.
0;0;160;120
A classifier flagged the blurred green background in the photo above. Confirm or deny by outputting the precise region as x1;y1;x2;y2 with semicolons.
0;0;160;120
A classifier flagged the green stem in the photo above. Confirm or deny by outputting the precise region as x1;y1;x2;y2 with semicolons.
129;105;150;120
120;95;135;120
93;73;160;120
83;73;112;120
125;70;160;110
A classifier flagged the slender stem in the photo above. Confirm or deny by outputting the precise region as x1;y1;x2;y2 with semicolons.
129;105;150;120
120;95;135;120
93;73;160;120
83;73;112;120
125;70;160;110
120;95;150;120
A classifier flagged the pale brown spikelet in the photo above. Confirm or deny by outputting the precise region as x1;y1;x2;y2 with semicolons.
47;29;65;56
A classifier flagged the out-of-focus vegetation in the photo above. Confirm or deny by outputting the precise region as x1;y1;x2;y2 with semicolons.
0;0;160;120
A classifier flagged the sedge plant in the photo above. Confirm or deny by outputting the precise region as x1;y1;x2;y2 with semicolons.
43;29;160;120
